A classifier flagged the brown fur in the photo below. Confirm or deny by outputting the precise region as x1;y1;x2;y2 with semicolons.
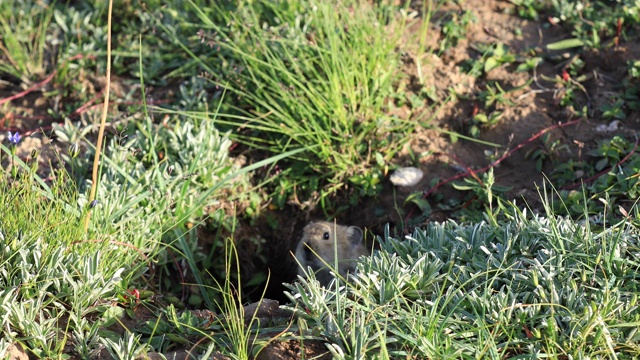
294;221;367;285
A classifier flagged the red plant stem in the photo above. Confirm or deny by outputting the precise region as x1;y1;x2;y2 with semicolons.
0;54;95;106
75;98;171;115
1;98;171;137
0;72;57;106
73;87;106;115
617;17;623;38
404;118;584;226
490;118;583;169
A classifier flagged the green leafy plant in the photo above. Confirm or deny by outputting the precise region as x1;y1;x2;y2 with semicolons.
630;59;640;78
482;43;516;74
550;136;640;217
0;148;140;357
469;110;503;138
525;133;570;172
132;234;275;358
508;0;546;20
459;43;518;89
550;159;588;186
516;56;543;72
56;112;258;227
55;108;303;305
478;82;516;108
0;107;301;358
451;168;512;221
590;135;631;171
600;98;626;120
439;9;476;51
545;0;640;49
100;333;150;360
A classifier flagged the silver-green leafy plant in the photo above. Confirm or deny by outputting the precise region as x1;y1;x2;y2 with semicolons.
0;171;129;357
100;332;150;360
285;202;640;358
54;112;257;231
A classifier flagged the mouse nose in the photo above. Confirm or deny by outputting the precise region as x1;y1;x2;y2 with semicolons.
303;243;312;258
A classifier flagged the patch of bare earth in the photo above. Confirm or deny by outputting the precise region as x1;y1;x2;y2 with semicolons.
348;0;640;231
255;339;331;360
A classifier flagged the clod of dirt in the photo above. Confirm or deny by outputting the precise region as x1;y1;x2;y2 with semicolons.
144;350;229;360
3;343;28;360
255;339;332;360
243;299;292;325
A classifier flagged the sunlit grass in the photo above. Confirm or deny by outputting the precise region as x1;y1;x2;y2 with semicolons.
167;0;418;207
285;200;640;358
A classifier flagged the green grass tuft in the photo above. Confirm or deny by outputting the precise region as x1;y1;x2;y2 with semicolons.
168;0;416;208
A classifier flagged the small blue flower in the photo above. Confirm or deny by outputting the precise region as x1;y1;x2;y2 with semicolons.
90;199;99;208
7;131;20;145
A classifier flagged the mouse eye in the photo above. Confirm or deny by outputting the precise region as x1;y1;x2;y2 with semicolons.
323;232;330;240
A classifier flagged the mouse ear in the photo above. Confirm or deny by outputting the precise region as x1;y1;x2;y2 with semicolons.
346;226;363;246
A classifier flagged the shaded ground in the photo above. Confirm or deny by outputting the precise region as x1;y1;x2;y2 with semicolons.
3;0;639;358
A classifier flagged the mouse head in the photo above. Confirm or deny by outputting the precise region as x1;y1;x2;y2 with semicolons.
294;221;363;277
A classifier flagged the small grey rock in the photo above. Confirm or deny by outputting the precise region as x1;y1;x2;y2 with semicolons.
390;167;424;187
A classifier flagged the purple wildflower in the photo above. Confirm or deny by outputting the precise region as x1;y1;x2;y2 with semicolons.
7;131;20;145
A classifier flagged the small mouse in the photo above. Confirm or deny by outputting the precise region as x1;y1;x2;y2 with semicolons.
294;221;367;285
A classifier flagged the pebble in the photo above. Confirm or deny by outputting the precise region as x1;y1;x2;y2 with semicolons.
390;167;424;187
595;120;621;133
